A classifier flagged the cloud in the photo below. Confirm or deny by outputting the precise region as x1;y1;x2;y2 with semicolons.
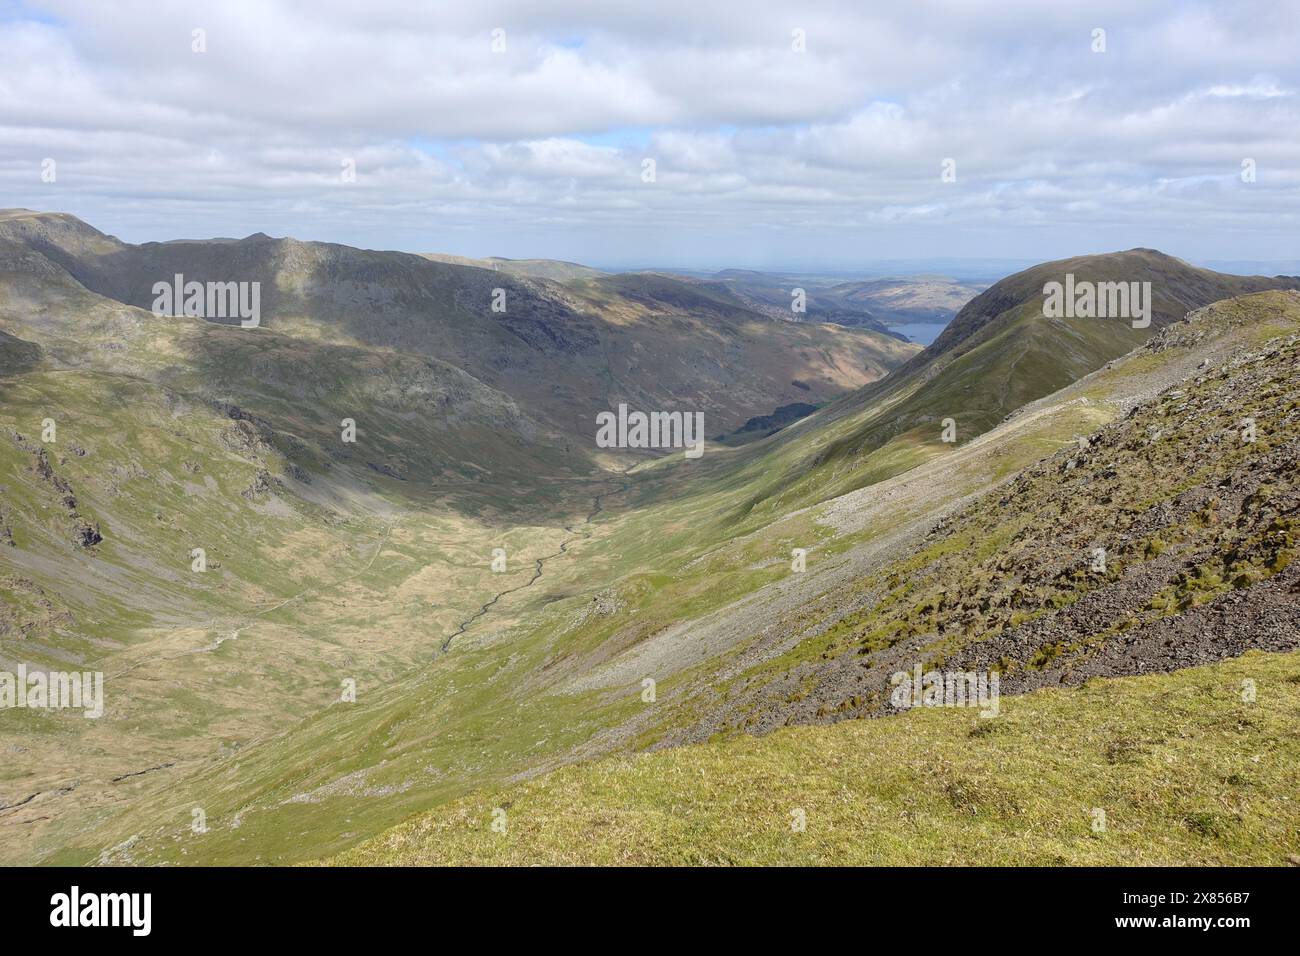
1;0;1297;265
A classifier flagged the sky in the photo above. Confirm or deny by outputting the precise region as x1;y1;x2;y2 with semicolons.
1;0;1298;269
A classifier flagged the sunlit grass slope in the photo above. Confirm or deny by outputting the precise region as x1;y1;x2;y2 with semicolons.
331;649;1300;866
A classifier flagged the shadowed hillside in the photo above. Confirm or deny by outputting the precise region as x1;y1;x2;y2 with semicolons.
0;210;918;443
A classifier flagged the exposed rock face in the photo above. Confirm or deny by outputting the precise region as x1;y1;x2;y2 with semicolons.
33;449;77;510
665;303;1300;742
4;432;103;549
240;468;276;500
72;518;102;548
367;462;403;480
0;575;73;638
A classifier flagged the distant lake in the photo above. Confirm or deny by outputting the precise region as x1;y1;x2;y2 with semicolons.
890;321;949;346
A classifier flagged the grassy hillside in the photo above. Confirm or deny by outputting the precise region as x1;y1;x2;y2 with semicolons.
0;209;917;441
3;218;1296;868
330;649;1300;866
644;293;1300;743
646;251;1300;528
0;338;633;863
36;291;1294;867
0;212;640;863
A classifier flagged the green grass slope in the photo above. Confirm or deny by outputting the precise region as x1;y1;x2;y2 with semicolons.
642;251;1300;531
605;292;1300;746
0;216;634;863
329;649;1300;866
57;293;1300;867
0;352;623;865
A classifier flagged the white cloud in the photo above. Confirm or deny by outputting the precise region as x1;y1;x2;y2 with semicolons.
1;0;1297;264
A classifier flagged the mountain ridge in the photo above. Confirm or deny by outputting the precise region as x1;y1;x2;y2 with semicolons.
0;209;918;443
4;217;1298;868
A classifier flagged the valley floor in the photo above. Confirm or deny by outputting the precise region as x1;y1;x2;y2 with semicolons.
5;286;1299;867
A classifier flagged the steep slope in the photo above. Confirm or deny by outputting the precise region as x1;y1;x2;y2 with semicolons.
917;249;1292;373
651;293;1300;741
331;649;1300;866
0;210;918;441
330;292;1300;867
47;291;1300;867
0;224;576;504
675;250;1300;527
506;292;1300;751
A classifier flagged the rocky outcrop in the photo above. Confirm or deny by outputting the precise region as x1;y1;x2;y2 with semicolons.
668;305;1300;741
6;434;103;550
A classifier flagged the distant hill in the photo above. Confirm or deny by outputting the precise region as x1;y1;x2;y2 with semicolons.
818;275;987;327
701;267;985;341
418;252;607;283
743;249;1300;511
0;209;919;445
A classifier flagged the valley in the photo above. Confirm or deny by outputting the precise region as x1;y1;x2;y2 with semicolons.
2;211;1298;867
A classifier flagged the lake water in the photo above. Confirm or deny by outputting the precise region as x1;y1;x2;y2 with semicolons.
889;322;949;346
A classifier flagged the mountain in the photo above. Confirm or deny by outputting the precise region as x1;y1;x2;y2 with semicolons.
0;212;577;507
0;208;913;865
331;289;1300;866
699;250;1300;524
418;253;607;283
0;210;918;445
4;223;1298;867
705;268;986;340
